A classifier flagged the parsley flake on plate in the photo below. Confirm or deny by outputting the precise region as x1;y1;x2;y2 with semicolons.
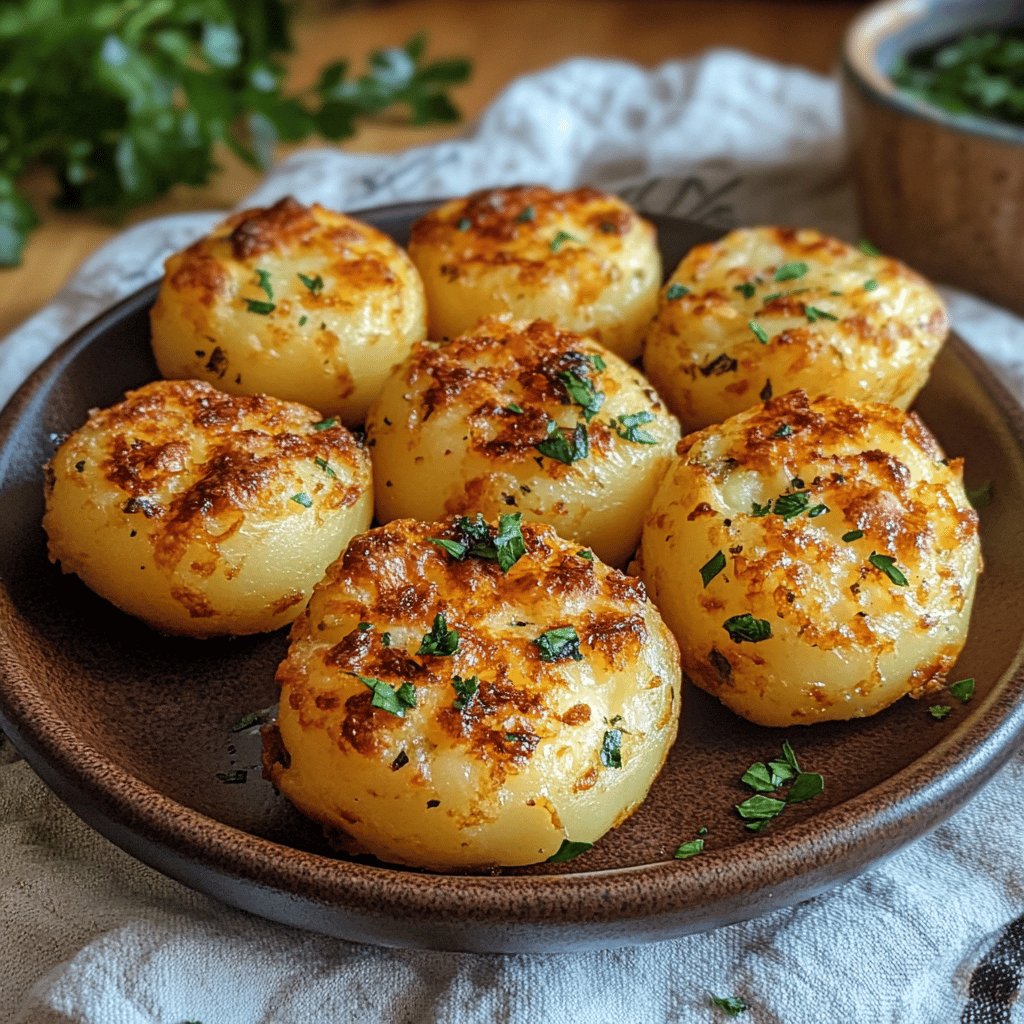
546;839;592;862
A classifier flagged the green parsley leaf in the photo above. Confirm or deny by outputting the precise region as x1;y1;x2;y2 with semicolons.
774;261;808;282
868;551;909;587
357;621;373;632
773;423;793;438
314;456;336;478
550;230;580;252
451;674;479;711
966;481;993;508
418;612;459;656
255;268;274;300
700;550;726;588
493;512;528;572
577;549;594;561
457;217;471;231
723;614;772;644
614;410;657;445
858;239;882;256
588;353;607;371
808;504;829;518
805;305;839;322
216;770;247;784
929;704;952;721
667;282;690;301
546;839;592;862
734;282;757;299
735;793;786;821
536;418;589;464
298;272;324;295
558;368;605;421
290;492;312;508
245;298;275;315
230;708;272;732
600;729;622;769
786;772;825;803
353;673;417;717
864;278;880;291
516;205;535;222
674;839;705;860
505;403;524;415
749;320;770;344
709;994;749;1016
298;315;308;326
842;529;864;542
740;762;779;793
381;632;392;647
429;537;468;560
533;625;583;662
772;490;810;519
950;677;976;703
751;501;772;517
313;417;338;431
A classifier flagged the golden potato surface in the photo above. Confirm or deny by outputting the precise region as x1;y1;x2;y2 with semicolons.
150;197;427;425
265;516;681;870
44;380;373;636
408;185;661;360
642;227;948;431
366;317;681;566
635;390;980;727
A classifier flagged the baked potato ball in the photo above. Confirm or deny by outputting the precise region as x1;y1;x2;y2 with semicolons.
150;196;427;426
642;227;948;431
264;515;681;870
43;380;373;637
635;390;981;727
365;317;681;567
407;185;661;360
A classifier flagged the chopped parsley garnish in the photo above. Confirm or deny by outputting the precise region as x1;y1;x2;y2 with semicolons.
723;614;772;644
505;403;524;415
216;770;247;784
734;282;756;299
546;839;592;863
577;549;594;561
868;551;909;587
457;217;471;231
550;230;580;252
417;612;459;656
966;480;993;508
381;632;392;647
588;353;606;371
230;708;272;732
772;490;809;519
255;268;273;299
736;742;823;830
614;410;657;444
805;305;838;323
700;550;726;588
709;994;748;1016
600;729;622;769
357;621;373;631
864;278;879;291
791;476;804;488
807;503;829;518
536;418;589;464
314;456;336;478
748;319;769;344
858;239;882;256
842;529;864;542
751;501;772;517
666;282;690;301
929;704;952;721
950;677;976;703
674;838;704;860
245;298;275;315
558;368;605;421
533;625;583;662
298;272;324;295
428;513;527;572
516;205;535;222
773;423;793;438
312;417;337;430
290;492;312;508
353;673;417;717
774;261;808;282
451;674;479;711
298;315;308;326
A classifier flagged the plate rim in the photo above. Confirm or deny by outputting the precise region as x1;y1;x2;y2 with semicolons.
2;201;1024;948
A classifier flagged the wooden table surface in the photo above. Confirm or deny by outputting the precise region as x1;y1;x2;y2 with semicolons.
0;0;861;342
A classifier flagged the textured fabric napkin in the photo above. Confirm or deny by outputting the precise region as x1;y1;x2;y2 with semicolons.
3;50;1024;1024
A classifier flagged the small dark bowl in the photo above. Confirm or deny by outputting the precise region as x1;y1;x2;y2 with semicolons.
842;0;1024;313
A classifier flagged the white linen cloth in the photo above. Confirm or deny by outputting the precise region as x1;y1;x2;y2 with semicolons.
2;50;1024;1024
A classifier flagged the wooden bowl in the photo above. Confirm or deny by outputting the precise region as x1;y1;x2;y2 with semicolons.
842;0;1024;313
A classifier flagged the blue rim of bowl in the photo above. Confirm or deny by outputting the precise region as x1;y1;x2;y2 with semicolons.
842;0;1024;147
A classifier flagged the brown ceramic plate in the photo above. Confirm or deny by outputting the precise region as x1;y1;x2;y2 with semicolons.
1;203;1023;954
